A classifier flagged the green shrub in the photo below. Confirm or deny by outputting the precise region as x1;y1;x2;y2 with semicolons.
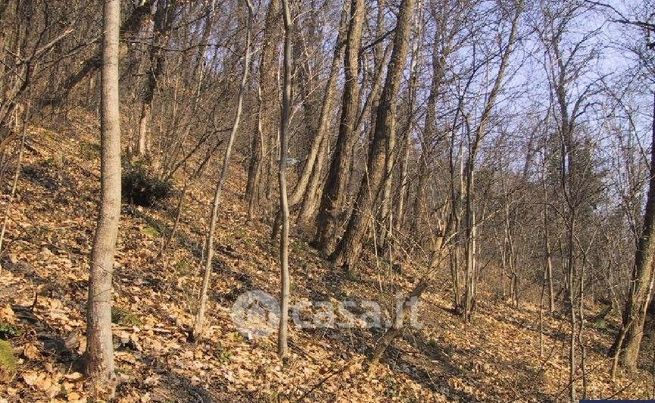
141;225;161;238
427;338;439;349
122;163;172;208
0;323;20;340
216;344;232;363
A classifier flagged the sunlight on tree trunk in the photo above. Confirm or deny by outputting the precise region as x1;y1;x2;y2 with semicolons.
277;0;293;359
85;0;120;397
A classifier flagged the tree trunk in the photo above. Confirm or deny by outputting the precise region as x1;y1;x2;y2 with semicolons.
85;0;121;396
270;6;347;236
460;3;520;321
247;84;265;220
245;0;281;218
543;183;555;314
289;8;346;207
463;169;476;322
298;125;330;225
277;0;293;359
612;92;655;371
392;13;423;235
411;16;450;242
331;0;415;270
314;0;365;254
137;0;176;158
192;1;253;340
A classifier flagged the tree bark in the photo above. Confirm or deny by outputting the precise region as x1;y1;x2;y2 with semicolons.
277;0;293;359
245;0;281;218
612;92;655;371
331;0;415;270
314;0;365;254
85;0;121;396
136;0;177;157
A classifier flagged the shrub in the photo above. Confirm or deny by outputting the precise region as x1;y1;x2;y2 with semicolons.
0;323;20;340
122;163;172;208
141;225;161;238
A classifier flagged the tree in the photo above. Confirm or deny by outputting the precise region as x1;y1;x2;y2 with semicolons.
245;0;282;219
192;0;254;341
331;0;416;271
136;0;178;158
85;0;121;396
461;0;521;321
536;2;602;397
313;0;365;254
589;0;655;374
612;93;655;372
277;0;293;359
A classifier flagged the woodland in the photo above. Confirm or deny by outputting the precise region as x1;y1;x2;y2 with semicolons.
1;0;655;401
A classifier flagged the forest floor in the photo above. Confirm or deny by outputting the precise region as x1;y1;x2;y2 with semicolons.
0;110;653;402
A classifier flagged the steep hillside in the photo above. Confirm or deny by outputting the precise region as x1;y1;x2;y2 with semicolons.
0;113;651;402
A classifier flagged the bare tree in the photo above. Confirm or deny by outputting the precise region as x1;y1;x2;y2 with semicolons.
85;0;121;396
246;0;282;219
459;0;522;322
192;0;254;341
277;0;293;359
314;0;365;254
331;0;416;271
136;0;177;158
611;92;655;372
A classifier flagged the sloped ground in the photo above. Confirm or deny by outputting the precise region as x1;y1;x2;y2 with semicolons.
0;111;651;402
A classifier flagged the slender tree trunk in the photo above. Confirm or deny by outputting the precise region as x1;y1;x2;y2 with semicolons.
0;103;27;255
192;1;253;340
277;0;292;359
543;182;555;313
377;115;396;250
245;0;281;218
568;216;576;402
463;168;476;322
460;3;521;321
290;10;346;207
381;9;422;247
137;0;176;158
247;84;265;220
270;8;347;236
392;10;422;234
85;0;121;396
298;126;330;225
